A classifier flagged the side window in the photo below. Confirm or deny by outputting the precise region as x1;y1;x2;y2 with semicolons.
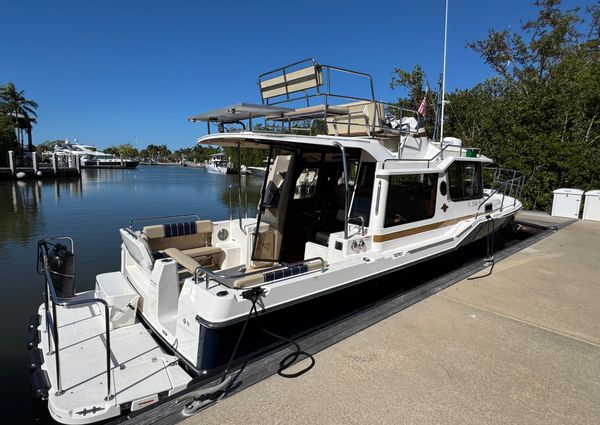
349;162;376;226
448;161;482;201
384;173;438;227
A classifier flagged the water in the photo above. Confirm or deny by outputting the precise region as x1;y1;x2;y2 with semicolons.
0;166;262;424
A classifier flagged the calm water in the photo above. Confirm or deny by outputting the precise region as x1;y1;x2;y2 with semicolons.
0;166;262;423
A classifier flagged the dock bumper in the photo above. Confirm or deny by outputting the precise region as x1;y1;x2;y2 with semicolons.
28;314;50;399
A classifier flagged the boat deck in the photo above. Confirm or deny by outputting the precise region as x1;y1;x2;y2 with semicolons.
38;295;191;423
176;215;600;425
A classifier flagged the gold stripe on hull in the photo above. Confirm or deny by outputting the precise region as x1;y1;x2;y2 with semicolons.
372;210;503;243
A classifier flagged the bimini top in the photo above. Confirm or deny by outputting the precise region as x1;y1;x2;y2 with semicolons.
188;103;292;124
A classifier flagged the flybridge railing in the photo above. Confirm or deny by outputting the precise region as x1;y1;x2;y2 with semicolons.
476;168;526;218
256;58;419;139
36;238;113;401
258;58;376;107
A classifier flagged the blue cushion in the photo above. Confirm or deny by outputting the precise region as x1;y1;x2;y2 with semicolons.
264;263;308;282
163;221;197;238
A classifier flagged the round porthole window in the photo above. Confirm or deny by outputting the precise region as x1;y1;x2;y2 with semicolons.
217;228;229;241
217;290;229;297
440;181;448;196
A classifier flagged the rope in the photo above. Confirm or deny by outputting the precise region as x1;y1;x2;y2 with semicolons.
468;215;496;280
222;287;315;384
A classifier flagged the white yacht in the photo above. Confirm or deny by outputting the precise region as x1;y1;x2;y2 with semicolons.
29;59;524;424
205;153;230;174
52;141;139;169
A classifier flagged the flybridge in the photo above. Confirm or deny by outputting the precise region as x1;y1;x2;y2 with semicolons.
188;58;422;141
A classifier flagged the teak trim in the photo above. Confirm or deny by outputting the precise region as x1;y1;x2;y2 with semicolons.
372;211;498;243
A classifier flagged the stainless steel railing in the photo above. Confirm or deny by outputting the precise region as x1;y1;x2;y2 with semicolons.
37;238;113;401
194;257;327;289
229;184;248;235
258;58;418;139
475;168;526;219
128;213;201;229
382;143;481;170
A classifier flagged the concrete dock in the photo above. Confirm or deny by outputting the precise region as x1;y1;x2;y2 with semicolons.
183;218;600;425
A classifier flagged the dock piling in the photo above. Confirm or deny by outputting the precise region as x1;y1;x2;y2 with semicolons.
52;153;58;173
33;152;39;174
8;150;15;175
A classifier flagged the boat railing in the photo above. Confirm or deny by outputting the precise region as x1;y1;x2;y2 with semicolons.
128;213;201;229
475;168;526;218
229;184;248;235
193;257;327;289
382;143;481;170
257;58;419;139
348;215;366;236
36;237;113;401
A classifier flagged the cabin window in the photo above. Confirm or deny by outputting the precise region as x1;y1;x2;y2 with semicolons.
447;161;483;201
384;173;438;227
349;162;376;227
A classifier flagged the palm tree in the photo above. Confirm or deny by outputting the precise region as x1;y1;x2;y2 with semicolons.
0;82;38;152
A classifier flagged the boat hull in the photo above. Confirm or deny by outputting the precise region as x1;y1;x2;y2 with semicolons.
205;165;227;174
152;214;515;375
81;160;139;169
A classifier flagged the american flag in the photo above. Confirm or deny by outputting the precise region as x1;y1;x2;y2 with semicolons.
417;93;427;117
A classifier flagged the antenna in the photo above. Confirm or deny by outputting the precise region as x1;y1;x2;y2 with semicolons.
439;0;449;144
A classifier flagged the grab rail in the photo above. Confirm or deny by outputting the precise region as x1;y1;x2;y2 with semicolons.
128;213;201;228
334;142;350;239
475;168;526;219
382;143;476;170
228;184;248;235
194;257;326;289
37;238;113;401
348;215;366;236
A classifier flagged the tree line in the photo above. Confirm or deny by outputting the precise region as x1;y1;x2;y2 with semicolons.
392;0;599;210
0;82;38;165
34;141;224;163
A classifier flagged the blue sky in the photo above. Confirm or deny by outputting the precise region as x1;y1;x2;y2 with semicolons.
1;0;594;150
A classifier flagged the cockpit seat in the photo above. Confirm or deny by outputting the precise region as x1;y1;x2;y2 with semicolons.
141;220;223;264
183;246;223;258
163;248;201;275
326;101;384;137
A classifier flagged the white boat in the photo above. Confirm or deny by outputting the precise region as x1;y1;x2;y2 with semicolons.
205;153;230;174
246;166;266;176
29;59;524;424
51;140;139;169
246;159;272;177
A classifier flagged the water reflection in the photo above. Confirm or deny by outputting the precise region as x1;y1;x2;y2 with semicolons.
0;180;44;250
0;165;268;424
